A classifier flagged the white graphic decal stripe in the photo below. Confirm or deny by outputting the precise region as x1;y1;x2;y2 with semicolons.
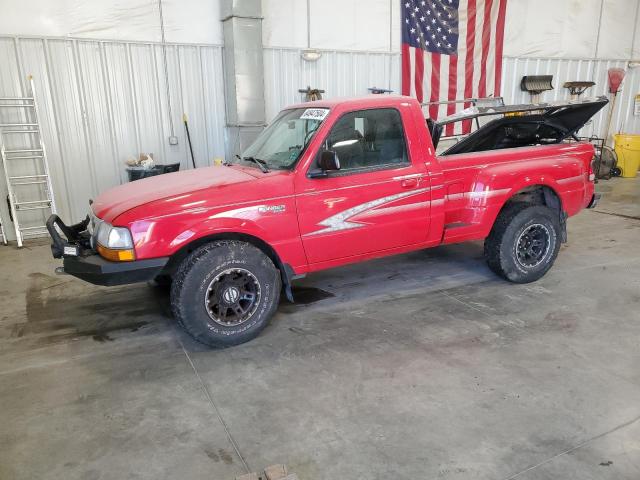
556;174;585;185
305;188;430;236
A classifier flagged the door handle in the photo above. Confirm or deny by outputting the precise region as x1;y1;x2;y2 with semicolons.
400;178;418;188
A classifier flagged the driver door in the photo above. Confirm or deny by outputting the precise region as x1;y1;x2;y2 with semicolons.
295;107;431;265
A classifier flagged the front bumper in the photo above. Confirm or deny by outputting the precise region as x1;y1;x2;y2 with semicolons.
46;214;168;286
61;254;169;286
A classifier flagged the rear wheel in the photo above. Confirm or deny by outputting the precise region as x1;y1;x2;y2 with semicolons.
484;203;561;283
170;241;281;347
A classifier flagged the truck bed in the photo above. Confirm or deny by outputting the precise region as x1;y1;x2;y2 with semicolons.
436;142;595;243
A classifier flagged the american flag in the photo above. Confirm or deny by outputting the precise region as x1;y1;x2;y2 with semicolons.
401;0;507;136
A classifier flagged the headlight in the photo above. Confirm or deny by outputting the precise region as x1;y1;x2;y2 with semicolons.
95;222;135;261
96;223;133;249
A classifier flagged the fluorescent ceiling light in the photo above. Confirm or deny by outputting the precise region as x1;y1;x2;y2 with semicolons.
301;49;322;62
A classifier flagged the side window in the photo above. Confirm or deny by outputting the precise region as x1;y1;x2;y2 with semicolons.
321;108;409;172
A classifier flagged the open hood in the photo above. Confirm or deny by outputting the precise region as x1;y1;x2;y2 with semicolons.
430;97;608;155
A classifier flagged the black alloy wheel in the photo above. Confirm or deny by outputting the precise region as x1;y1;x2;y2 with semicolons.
205;268;261;327
515;223;551;268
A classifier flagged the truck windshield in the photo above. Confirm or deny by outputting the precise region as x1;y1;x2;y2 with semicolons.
239;107;328;170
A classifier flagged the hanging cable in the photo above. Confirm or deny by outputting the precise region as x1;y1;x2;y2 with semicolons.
158;0;175;139
306;0;311;49
630;1;640;62
389;0;393;91
593;0;605;59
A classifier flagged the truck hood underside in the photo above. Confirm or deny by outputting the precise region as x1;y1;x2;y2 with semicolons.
433;97;608;155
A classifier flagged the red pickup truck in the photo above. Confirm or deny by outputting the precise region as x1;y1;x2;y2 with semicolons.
47;95;606;347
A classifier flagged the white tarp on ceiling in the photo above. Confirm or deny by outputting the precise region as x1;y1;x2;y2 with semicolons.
262;0;640;59
262;0;402;51
504;0;639;59
0;0;223;45
0;0;637;58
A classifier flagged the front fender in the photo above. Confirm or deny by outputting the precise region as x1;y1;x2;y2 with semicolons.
168;217;272;251
127;203;308;270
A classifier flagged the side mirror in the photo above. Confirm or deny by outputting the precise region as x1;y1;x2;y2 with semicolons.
308;150;341;178
319;150;340;171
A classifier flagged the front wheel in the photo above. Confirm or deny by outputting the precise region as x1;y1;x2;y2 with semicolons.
484;204;561;283
170;241;281;347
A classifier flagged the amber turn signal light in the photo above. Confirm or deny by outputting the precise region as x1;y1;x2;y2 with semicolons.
97;244;136;262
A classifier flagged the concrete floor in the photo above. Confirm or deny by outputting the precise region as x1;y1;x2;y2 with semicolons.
1;177;639;480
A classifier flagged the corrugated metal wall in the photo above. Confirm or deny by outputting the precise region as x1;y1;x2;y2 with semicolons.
501;56;640;139
264;48;640;138
0;36;225;240
1;38;639;242
264;47;401;120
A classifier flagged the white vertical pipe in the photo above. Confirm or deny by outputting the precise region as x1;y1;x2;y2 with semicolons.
389;0;394;91
593;0;605;59
42;38;73;217
71;39;98;195
125;43;142;155
151;44;168;164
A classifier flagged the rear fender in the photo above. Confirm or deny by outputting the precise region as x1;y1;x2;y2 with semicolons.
470;166;567;239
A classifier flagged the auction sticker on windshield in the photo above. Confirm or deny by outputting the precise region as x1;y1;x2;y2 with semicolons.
300;108;329;121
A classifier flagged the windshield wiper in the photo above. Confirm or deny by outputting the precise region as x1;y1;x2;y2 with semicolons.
235;154;270;173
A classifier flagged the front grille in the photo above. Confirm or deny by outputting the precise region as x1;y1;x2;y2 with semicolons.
87;211;103;249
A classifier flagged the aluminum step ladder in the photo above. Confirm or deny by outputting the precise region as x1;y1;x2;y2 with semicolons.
0;75;56;247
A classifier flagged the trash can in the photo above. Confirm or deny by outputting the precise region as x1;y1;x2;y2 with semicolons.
126;167;161;182
157;163;180;174
126;163;180;181
613;134;640;178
